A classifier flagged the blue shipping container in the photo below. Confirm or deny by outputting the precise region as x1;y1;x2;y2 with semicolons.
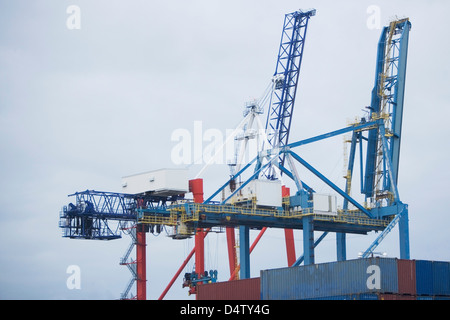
432;261;450;296
261;258;399;300
304;293;379;300
415;260;433;296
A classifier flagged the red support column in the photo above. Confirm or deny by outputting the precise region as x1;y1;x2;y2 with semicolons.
284;229;296;266
136;224;147;300
282;186;296;266
189;179;205;278
226;227;237;278
195;229;205;278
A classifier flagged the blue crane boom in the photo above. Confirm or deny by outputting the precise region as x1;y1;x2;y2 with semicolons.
262;9;315;180
363;19;411;204
59;190;136;240
59;190;179;240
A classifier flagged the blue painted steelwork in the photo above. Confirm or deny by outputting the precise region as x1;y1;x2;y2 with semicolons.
182;269;218;292
263;9;316;179
302;216;314;265
288;149;374;218
59;190;136;240
359;19;411;259
59;190;178;240
361;204;408;258
239;226;251;279
171;202;387;234
292;232;328;267
363;19;411;203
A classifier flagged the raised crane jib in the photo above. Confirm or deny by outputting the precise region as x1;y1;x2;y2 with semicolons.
262;9;315;180
362;18;411;204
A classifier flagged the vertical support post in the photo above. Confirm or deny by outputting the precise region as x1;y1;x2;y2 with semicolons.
136;224;147;300
302;216;314;265
336;233;346;261
195;229;205;277
338;131;357;261
228;227;267;281
189;179;205;278
282;185;296;266
226;227;237;278
285;229;296;266
399;206;410;259
239;225;250;279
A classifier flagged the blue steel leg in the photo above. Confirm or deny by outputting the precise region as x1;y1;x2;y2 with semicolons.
337;132;357;261
239;225;250;279
303;216;314;265
399;206;410;259
292;232;327;267
336;233;346;261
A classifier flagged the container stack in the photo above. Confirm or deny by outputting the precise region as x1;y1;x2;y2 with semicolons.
197;277;260;300
196;258;450;300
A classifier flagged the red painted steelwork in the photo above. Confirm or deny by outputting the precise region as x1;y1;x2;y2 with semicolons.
158;229;210;300
285;228;296;266
282;186;296;266
189;179;205;278
197;278;261;300
226;227;237;276
136;225;146;300
229;227;268;281
189;179;204;203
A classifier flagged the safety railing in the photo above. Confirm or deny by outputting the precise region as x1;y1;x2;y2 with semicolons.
169;202;391;228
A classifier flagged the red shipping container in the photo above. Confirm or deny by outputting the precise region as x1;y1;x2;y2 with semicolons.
397;259;416;295
197;278;260;300
379;294;416;300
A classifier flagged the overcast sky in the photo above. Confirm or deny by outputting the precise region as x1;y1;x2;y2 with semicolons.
1;0;449;300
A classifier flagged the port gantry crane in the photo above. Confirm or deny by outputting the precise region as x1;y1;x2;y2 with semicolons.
59;11;412;300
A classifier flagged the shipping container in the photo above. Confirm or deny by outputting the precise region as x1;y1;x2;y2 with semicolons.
397;259;416;295
378;293;416;300
261;258;399;300
416;295;433;300
197;278;260;300
303;293;419;300
304;293;379;300
415;260;450;296
415;260;433;296
432;261;450;296
433;296;450;300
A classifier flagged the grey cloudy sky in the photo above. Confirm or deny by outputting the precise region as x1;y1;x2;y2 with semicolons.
0;0;449;300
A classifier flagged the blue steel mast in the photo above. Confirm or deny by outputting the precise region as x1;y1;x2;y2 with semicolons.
262;9;316;180
363;19;411;206
362;19;411;259
343;18;411;259
241;9;315;278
